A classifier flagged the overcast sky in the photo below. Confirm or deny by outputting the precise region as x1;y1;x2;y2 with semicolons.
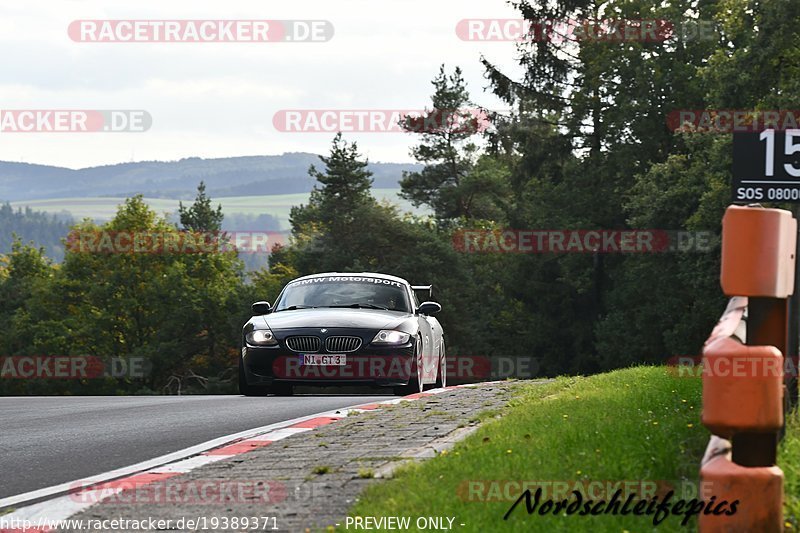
0;0;523;168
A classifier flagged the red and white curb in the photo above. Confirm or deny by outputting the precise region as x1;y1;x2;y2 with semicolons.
0;384;494;531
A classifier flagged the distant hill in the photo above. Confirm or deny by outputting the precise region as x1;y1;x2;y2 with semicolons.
0;154;422;202
9;189;424;230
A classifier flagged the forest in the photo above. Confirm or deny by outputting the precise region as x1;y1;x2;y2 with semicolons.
2;0;796;394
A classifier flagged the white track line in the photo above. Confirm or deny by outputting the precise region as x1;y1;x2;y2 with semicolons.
0;383;489;524
0;408;346;510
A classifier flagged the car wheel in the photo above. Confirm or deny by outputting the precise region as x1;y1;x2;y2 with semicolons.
393;335;424;396
238;357;269;397
434;340;446;389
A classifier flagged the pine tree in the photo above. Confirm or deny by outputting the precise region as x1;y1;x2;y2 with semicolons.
178;182;224;232
399;65;485;221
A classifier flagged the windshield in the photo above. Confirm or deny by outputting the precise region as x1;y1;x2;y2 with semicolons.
274;276;411;312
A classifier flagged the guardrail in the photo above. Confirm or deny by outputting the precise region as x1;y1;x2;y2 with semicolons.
700;205;796;531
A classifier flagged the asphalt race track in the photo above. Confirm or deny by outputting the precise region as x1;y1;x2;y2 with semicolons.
0;393;391;498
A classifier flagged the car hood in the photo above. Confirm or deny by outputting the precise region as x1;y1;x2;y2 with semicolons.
261;308;413;331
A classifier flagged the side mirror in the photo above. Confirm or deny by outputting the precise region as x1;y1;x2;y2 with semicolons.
251;301;272;315
417;301;442;315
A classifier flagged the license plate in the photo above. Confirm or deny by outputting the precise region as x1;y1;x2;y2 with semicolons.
301;354;346;366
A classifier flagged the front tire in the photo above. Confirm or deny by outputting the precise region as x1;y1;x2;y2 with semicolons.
393;335;424;396
239;358;269;396
239;358;293;396
434;340;446;389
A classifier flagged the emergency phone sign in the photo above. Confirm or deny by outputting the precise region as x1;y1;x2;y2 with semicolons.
733;129;800;202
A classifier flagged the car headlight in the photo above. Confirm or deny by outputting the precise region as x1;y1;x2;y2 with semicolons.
371;330;411;345
246;329;278;346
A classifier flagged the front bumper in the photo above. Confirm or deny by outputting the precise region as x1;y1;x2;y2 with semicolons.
242;330;415;387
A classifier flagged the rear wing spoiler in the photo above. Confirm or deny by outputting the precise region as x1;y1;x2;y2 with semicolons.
411;285;433;299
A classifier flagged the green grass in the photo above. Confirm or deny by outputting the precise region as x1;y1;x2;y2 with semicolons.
312;465;331;475
779;408;800;529
345;367;708;532
9;189;426;230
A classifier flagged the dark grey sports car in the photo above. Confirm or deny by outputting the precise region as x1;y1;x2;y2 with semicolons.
239;272;446;396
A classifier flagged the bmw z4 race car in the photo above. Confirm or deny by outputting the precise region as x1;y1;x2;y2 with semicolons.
239;272;446;396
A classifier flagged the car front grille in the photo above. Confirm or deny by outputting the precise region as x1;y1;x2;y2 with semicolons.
286;336;321;353
325;336;362;353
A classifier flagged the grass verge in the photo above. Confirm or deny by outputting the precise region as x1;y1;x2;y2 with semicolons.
780;407;800;529
344;366;708;532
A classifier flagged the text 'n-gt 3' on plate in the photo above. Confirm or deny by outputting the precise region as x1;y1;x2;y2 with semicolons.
240;272;446;396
